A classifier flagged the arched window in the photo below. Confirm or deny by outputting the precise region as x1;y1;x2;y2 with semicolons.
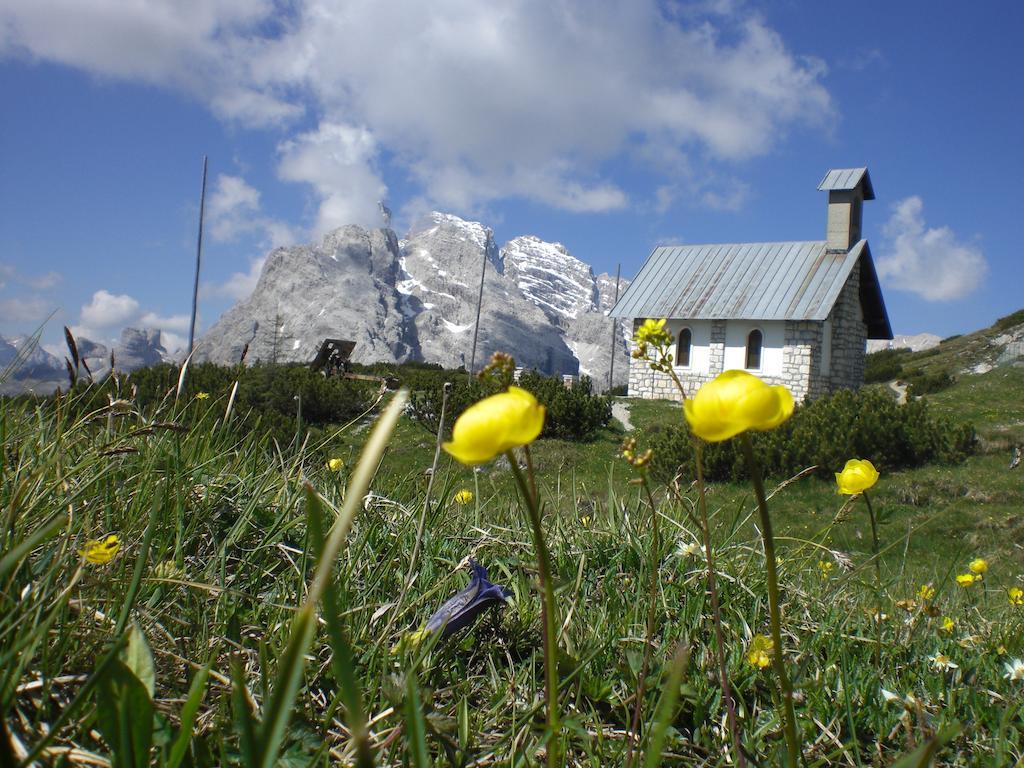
677;327;692;367
745;329;763;370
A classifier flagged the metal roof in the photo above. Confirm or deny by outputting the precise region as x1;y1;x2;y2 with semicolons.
610;239;892;339
817;167;875;200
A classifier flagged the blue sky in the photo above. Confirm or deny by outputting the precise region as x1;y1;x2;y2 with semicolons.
1;1;1021;355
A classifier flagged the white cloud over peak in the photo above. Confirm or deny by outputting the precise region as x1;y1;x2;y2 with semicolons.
277;122;387;234
74;290;190;349
80;290;140;329
877;196;988;301
1;1;833;218
208;173;296;246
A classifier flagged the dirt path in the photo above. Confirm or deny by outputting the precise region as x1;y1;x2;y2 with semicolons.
889;380;908;405
612;400;633;431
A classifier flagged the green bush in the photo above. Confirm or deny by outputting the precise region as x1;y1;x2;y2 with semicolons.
903;368;955;397
647;387;976;483
409;370;613;442
864;348;908;383
517;371;612;441
993;308;1024;332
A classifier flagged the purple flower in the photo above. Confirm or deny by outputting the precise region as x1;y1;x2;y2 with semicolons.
423;560;512;638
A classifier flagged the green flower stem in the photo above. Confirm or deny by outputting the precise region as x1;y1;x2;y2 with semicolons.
862;490;883;666
507;448;561;767
696;442;747;768
862;490;882;585
624;473;662;768
740;434;799;768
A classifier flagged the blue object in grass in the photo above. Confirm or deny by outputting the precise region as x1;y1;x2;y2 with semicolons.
424;560;512;638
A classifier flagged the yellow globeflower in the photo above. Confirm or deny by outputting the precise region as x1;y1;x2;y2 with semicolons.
955;573;977;587
746;634;774;669
80;534;120;565
940;616;955;634
443;386;545;465
683;370;794;442
195;391;210;400
1008;587;1023;606
969;558;988;575
326;458;344;472
454;488;473;505
835;459;880;495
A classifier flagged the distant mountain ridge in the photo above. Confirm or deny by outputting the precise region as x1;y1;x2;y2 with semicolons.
0;328;170;395
197;212;633;386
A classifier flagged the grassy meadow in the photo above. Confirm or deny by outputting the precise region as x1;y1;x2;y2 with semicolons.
2;356;1024;766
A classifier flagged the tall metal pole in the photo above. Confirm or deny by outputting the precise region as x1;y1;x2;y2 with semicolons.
607;263;621;392
467;243;488;383
187;155;208;357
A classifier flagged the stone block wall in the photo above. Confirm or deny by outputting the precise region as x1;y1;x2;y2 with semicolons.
626;265;869;402
826;264;867;391
627;319;727;400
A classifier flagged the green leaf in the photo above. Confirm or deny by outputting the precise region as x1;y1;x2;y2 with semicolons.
121;622;155;699
404;672;432;768
641;645;688;768
230;654;259;768
165;664;210;768
95;659;154;768
890;723;961;768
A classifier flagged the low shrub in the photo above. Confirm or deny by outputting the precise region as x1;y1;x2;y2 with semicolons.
409;370;613;442
647;387;976;483
864;348;908;383
903;368;955;397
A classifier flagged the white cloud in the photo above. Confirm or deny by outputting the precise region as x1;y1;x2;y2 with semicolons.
1;1;832;217
0;263;14;290
207;173;297;246
160;331;188;356
24;270;62;290
877;196;988;301
211;255;268;301
140;311;190;333
277;122;387;234
80;290;140;328
0;296;53;323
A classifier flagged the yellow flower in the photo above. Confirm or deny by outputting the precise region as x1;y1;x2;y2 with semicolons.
940;616;955;634
818;560;834;578
746;634;774;669
835;458;880;495
632;318;673;357
443;386;545;465
195;391;210;400
326;458;344;472
968;558;988;575
454;488;473;505
955;573;978;587
918;584;936;602
1008;587;1023;606
579;514;592;527
683;370;794;442
80;534;120;565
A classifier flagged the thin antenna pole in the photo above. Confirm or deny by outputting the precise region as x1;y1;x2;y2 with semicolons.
187;155;208;357
467;242;488;383
607;263;621;391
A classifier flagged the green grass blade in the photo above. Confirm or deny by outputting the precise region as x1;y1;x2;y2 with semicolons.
404;671;432;768
305;483;374;768
641;644;688;768
890;723;961;768
165;664;210;768
0;512;67;583
230;654;259;768
256;390;408;768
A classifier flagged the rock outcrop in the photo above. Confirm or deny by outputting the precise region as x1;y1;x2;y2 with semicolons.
198;213;632;387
